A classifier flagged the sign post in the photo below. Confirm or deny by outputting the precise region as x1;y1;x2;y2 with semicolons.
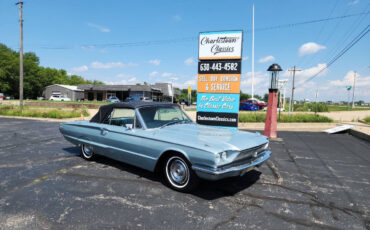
196;31;243;128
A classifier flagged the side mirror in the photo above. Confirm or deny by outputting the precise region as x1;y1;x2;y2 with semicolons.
125;124;133;130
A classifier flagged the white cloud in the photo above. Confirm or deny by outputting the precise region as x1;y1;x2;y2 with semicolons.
329;71;370;87
80;45;95;50
116;73;134;78
128;77;137;83
172;75;197;89
91;61;137;69
161;72;173;77
106;76;137;85
105;80;128;85
240;71;270;96
71;65;88;72
184;57;195;66
298;42;326;56
149;71;158;77
258;55;275;63
242;56;249;61
87;23;110;33
148;59;161;66
281;63;328;86
349;0;359;5
173;15;182;21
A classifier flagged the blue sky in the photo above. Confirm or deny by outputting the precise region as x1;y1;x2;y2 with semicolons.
0;0;369;101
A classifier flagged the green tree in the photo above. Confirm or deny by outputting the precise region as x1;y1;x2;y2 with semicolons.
0;43;103;99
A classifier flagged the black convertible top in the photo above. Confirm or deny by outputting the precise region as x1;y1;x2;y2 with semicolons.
90;102;175;123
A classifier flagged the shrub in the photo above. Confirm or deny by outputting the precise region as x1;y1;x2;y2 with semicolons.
0;105;89;119
294;103;329;112
239;112;333;123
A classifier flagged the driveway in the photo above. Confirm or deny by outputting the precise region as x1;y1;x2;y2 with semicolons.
0;118;369;229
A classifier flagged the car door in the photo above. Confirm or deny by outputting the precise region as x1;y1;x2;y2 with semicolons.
98;108;156;170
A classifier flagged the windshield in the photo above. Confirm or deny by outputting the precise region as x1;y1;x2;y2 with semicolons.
139;106;192;129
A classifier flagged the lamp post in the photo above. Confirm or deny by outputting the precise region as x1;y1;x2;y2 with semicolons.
346;85;352;110
264;63;282;139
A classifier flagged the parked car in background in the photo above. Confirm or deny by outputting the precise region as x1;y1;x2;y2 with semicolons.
59;102;271;192
241;98;266;110
0;93;3;101
240;102;259;111
179;99;190;106
140;97;153;102
124;97;135;102
4;95;14;100
49;95;71;101
107;96;120;103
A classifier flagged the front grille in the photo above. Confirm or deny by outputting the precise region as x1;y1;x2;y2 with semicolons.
236;144;265;161
218;150;266;171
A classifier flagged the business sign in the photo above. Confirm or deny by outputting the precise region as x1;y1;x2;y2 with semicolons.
196;31;243;128
196;112;238;127
197;93;240;113
199;31;243;60
197;74;240;94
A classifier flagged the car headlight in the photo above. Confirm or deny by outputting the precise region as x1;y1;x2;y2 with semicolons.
221;151;227;161
216;150;239;163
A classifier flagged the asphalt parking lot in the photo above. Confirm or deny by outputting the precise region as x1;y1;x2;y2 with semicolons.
0;117;369;230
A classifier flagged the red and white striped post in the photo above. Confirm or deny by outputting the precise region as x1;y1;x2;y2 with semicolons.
264;64;282;139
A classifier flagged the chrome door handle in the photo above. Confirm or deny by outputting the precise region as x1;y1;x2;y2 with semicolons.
101;128;109;135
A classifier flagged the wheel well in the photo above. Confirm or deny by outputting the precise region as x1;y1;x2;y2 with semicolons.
154;150;189;173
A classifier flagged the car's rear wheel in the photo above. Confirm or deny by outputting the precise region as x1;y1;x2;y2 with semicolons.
81;144;95;160
164;154;199;192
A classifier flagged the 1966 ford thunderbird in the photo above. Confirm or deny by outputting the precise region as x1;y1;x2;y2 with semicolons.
60;102;271;192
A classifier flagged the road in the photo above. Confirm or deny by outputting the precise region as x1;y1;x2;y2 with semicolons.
0;118;369;229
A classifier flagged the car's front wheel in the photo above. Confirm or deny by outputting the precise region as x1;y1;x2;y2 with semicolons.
81;144;95;160
164;154;199;192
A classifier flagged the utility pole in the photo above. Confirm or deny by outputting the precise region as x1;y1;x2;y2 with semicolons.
288;66;301;112
251;4;255;99
16;1;24;110
351;71;356;108
315;89;318;115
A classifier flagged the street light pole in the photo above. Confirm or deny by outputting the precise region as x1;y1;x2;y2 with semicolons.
288;66;301;112
16;1;24;110
351;71;356;108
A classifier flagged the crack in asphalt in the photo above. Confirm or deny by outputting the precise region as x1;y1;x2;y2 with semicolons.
295;134;358;211
0;156;77;169
0;136;61;150
63;172;161;186
212;197;342;230
265;159;283;184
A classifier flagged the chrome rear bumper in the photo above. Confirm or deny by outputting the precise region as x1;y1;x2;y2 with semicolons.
192;150;271;181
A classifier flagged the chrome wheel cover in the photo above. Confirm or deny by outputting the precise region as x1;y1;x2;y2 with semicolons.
82;145;93;158
166;157;189;188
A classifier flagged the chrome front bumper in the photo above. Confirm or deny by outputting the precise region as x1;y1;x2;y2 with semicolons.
192;150;271;181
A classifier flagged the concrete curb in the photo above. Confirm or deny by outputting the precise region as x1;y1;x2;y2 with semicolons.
349;129;370;142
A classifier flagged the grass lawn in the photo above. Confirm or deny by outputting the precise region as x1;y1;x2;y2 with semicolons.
0;105;89;119
6;99;110;105
239;112;333;123
327;105;370;112
364;116;370;123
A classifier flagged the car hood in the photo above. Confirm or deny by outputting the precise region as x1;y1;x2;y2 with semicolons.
151;123;268;153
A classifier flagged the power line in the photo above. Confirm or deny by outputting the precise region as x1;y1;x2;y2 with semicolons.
296;24;369;88
11;11;369;50
251;11;368;33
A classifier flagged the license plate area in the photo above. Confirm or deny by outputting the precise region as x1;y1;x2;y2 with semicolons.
241;166;254;176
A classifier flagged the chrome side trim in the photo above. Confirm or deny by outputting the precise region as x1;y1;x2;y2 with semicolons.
192;150;271;175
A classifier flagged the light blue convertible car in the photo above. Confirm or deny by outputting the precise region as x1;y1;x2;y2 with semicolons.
60;102;271;192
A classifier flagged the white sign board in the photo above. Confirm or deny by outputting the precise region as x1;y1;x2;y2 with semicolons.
199;31;243;60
